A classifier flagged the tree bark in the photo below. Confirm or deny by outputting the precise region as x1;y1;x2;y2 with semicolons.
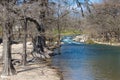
0;25;5;63
57;3;61;54
22;19;27;66
1;24;16;77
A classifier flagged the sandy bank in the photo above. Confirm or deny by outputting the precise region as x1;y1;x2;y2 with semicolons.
0;42;62;80
0;63;62;80
93;40;120;46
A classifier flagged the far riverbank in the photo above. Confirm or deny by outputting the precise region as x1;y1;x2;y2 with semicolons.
72;34;120;46
93;40;120;46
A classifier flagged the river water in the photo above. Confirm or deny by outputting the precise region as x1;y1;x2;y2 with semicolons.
52;43;120;80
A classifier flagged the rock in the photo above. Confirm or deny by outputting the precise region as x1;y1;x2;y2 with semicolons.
44;54;51;59
41;55;46;59
73;34;88;42
27;42;32;45
0;42;53;60
44;47;53;55
0;42;34;57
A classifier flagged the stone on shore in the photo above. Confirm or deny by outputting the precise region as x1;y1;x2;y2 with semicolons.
73;34;88;42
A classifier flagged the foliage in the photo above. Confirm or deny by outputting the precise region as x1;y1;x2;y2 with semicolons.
84;2;120;42
53;29;81;36
86;39;95;44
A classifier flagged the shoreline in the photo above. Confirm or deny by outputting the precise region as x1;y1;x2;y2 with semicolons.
72;34;120;46
0;42;63;80
93;40;120;46
0;61;63;80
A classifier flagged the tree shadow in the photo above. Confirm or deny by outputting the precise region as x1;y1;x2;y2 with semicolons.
17;66;41;73
1;78;11;80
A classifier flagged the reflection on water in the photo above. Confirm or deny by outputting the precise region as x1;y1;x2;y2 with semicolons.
52;44;120;80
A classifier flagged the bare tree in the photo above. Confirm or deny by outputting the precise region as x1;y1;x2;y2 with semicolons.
0;0;49;76
0;0;17;76
85;1;120;42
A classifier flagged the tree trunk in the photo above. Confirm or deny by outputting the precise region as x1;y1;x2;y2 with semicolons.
57;21;61;54
1;25;16;77
22;19;27;66
0;25;5;63
0;39;5;64
57;8;61;54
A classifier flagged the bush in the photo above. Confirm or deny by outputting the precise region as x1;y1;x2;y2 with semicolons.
86;39;95;44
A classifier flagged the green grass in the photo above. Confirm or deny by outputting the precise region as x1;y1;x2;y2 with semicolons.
52;29;81;36
86;39;95;44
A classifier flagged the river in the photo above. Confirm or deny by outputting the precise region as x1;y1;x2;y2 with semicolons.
52;43;120;80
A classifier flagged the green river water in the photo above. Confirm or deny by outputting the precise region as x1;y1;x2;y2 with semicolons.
52;43;120;80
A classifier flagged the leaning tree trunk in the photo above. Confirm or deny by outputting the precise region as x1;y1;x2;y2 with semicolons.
1;25;16;77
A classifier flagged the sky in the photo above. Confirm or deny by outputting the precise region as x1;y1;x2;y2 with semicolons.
90;0;102;3
49;0;102;6
49;0;102;3
75;0;100;3
49;0;103;14
69;0;102;9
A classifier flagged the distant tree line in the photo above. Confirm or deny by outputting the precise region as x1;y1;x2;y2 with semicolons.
84;0;120;42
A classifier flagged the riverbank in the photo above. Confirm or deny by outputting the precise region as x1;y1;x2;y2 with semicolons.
0;62;62;80
73;35;120;46
0;42;62;80
93;40;120;46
